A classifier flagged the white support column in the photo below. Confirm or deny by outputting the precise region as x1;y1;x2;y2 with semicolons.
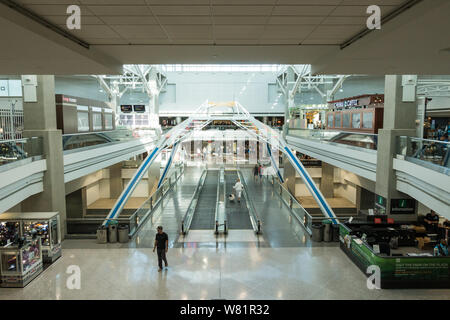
375;75;418;219
21;75;67;236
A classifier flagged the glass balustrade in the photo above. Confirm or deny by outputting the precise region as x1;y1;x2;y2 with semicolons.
237;171;261;233
127;164;185;237
288;128;378;151
397;136;450;175
181;170;207;235
62;128;157;151
0;137;43;168
270;176;313;235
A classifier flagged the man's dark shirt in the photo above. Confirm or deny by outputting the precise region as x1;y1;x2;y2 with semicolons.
425;213;439;224
155;232;168;249
425;213;439;232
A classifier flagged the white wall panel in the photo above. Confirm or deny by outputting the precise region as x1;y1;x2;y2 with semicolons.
86;183;100;206
159;72;284;114
99;179;110;199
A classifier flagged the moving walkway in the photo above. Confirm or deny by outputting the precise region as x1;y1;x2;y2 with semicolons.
224;170;253;230
181;167;261;235
189;170;219;229
181;170;218;234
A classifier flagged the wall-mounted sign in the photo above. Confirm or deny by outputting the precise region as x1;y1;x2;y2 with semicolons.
63;96;77;103
133;105;146;112
374;194;386;215
390;199;416;214
334;99;359;109
120;105;132;113
76;105;89;112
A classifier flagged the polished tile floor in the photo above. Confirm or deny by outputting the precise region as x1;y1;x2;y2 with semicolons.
0;246;449;300
1;166;449;300
180;230;263;243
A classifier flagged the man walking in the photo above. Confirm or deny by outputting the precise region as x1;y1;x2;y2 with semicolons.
153;226;168;272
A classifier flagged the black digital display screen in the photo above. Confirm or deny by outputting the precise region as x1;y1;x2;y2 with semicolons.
133;105;146;112
120;105;132;113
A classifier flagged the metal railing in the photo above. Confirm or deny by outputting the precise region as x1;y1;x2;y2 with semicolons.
397;136;450;175
127;164;185;237
237;170;262;234
181;169;207;235
268;175;313;236
0;136;43;167
288;128;378;151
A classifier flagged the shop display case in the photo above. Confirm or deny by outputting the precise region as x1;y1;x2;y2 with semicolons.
0;221;20;246
0;237;43;287
0;212;61;263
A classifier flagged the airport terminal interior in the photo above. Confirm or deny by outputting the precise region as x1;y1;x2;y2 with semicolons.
0;0;449;300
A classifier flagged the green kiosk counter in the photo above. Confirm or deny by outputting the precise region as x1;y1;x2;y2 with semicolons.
339;222;450;289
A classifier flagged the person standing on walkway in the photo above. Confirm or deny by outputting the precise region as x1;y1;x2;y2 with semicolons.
233;178;243;203
153;226;168;272
253;165;259;181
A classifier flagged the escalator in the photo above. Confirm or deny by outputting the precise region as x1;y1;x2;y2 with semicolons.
224;170;253;230
189;170;219;230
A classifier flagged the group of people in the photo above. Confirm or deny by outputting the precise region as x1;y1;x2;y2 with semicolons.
253;164;264;181
423;210;449;256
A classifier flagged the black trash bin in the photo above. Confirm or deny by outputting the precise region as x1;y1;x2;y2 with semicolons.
332;223;340;242
311;223;324;242
322;219;332;242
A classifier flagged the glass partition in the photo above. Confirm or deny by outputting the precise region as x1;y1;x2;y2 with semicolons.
327;114;333;127
288;128;378;151
352;113;361;129
397;136;450;175
128;164;185;237
181;169;207;235
62;128;156;151
1;252;18;272
0;137;43;167
342;113;351;128
335;112;342;128
270;177;313;235
237;170;261;234
362;112;373;129
21;238;41;273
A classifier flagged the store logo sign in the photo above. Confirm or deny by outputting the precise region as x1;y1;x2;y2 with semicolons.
66;5;81;30
66;265;81;290
63;96;77;103
367;5;381;30
366;265;381;289
334;99;359;109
